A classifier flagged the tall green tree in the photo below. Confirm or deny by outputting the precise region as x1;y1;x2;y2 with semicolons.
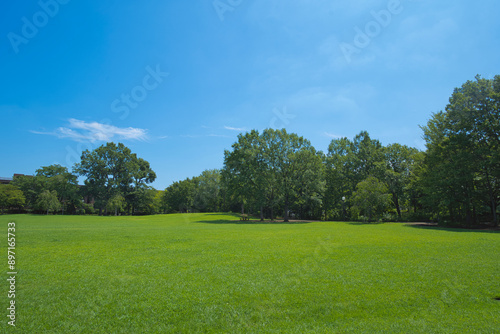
106;194;126;216
222;130;269;219
132;187;158;215
223;129;325;221
420;75;500;226
406;150;427;216
262;129;310;222
193;169;222;213
36;164;81;214
153;190;168;214
325;137;355;220
127;158;157;214
0;184;26;213
352;131;384;182
36;190;61;215
74;142;156;215
325;131;384;220
289;145;325;220
380;144;420;219
352;176;391;222
163;178;196;213
11;175;45;209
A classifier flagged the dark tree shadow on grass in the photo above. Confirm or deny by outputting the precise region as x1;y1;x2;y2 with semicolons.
404;223;500;234
194;219;312;225
347;222;385;225
197;213;314;224
202;213;238;216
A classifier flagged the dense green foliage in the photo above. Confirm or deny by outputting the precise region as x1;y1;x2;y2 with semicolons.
2;75;499;226
351;176;392;222
74;142;157;215
106;194;126;216
420;75;500;226
161;169;224;214
12;165;80;214
0;184;25;213
7;144;159;216
35;164;80;214
222;129;324;221
35;190;61;215
3;214;499;333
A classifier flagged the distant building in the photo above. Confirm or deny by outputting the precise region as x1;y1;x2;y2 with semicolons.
2;173;95;207
0;177;13;185
0;174;32;185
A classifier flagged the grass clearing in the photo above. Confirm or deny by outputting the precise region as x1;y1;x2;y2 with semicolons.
2;213;499;333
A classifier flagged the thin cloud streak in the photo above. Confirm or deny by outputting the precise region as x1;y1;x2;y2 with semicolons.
31;119;148;143
324;132;342;139
224;126;246;132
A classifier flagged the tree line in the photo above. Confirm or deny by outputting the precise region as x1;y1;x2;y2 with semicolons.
1;75;498;226
1;143;160;216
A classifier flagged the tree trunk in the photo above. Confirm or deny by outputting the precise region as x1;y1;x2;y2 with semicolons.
241;203;245;215
393;193;401;219
449;205;454;223
284;199;289;222
260;205;264;221
486;171;498;226
491;197;498;227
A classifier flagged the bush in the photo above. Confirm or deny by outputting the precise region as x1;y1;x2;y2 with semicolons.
405;211;432;222
381;212;398;222
80;203;95;215
358;215;369;223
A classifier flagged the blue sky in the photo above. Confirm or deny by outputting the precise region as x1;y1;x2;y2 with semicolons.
1;0;499;189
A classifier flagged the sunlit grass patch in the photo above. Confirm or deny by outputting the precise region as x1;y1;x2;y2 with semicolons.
2;214;499;333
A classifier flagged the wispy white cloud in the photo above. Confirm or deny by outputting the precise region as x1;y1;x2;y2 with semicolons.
247;0;381;23
324;132;342;139
224;126;246;132
319;35;378;70
181;133;231;139
209;134;232;138
283;84;375;116
31;119;148;143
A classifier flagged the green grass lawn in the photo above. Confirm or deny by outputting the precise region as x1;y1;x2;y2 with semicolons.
2;213;499;333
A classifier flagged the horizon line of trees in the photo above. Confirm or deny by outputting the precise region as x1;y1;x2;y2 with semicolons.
1;75;498;226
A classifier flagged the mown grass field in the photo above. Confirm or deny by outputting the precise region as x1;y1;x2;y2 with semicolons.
2;213;499;333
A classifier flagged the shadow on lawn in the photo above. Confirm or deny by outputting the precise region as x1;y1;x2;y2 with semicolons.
404;223;500;234
347;222;385;226
199;213;313;224
195;219;312;225
203;213;236;216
